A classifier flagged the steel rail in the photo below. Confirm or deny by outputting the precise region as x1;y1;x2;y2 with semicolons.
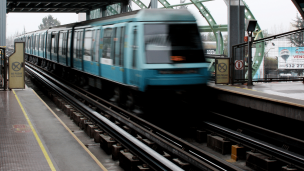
204;121;304;170
210;112;304;152
25;62;242;171
26;66;183;171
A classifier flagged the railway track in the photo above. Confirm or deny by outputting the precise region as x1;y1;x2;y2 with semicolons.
6;48;304;170
204;112;304;170
25;61;242;171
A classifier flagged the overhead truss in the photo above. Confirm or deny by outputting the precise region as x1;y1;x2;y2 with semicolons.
6;0;125;13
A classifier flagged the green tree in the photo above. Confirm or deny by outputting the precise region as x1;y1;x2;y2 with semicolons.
38;15;61;30
289;14;304;47
206;32;216;41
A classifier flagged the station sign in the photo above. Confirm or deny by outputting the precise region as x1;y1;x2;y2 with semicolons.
235;60;244;70
215;58;230;84
9;42;25;89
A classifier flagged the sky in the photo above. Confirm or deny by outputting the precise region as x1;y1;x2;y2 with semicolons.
6;0;300;37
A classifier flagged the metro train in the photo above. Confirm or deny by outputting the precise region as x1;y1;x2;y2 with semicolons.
15;9;210;111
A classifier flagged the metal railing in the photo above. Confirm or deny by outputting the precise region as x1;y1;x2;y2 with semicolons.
231;28;304;84
0;46;7;90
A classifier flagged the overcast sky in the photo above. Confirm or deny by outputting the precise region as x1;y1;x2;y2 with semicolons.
6;0;300;37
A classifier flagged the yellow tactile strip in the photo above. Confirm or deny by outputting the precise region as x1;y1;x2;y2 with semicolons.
31;89;108;171
0;91;50;171
13;89;56;171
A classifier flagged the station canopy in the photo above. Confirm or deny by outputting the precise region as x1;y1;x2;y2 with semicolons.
6;0;126;13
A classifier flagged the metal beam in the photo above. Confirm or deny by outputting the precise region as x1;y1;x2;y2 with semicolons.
160;0;212;8
199;25;228;32
291;0;304;19
242;0;264;79
7;0;122;2
190;0;224;55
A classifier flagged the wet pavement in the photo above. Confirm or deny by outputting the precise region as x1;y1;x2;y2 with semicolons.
227;82;304;101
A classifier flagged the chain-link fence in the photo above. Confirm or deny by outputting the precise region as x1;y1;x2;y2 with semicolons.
231;28;304;84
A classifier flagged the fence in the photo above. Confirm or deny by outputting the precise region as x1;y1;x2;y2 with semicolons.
231;28;304;84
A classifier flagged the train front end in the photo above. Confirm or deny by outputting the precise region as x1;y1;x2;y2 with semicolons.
133;9;210;93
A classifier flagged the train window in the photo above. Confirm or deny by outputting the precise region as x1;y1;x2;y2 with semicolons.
51;34;56;53
102;28;113;59
59;33;63;55
73;32;78;58
112;28;118;64
28;37;30;49
36;35;39;50
47;34;51;52
67;31;72;58
119;27;125;66
132;27;138;69
78;31;83;59
33;35;35;50
93;30;100;62
63;33;67;55
74;31;83;59
39;34;43;51
84;30;93;61
144;24;205;64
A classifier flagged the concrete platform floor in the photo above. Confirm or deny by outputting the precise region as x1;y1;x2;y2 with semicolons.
0;81;123;171
230;82;304;101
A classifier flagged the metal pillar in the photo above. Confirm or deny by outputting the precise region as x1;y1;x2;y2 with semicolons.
151;0;158;8
86;11;90;20
228;0;245;80
0;0;6;46
216;31;222;55
101;6;107;17
247;32;253;86
121;0;130;13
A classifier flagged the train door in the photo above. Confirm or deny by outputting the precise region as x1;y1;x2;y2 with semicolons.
47;33;51;60
29;35;32;54
83;28;100;75
51;32;59;63
35;34;39;56
100;26;114;79
130;26;140;86
113;26;126;83
73;30;84;70
32;35;36;55
25;36;28;53
67;30;72;66
39;33;44;58
58;31;67;65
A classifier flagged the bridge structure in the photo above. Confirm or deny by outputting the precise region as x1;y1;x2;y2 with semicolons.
1;0;304;78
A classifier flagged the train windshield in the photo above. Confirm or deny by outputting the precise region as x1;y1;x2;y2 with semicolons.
144;24;205;64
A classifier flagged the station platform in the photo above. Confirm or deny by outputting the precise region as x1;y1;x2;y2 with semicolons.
209;82;304;122
0;87;108;171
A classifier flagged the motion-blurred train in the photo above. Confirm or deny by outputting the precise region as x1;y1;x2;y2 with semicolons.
15;9;210;111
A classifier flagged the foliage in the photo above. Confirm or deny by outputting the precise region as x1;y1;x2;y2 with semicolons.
289;14;304;47
38;15;61;30
201;32;216;41
264;56;278;74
